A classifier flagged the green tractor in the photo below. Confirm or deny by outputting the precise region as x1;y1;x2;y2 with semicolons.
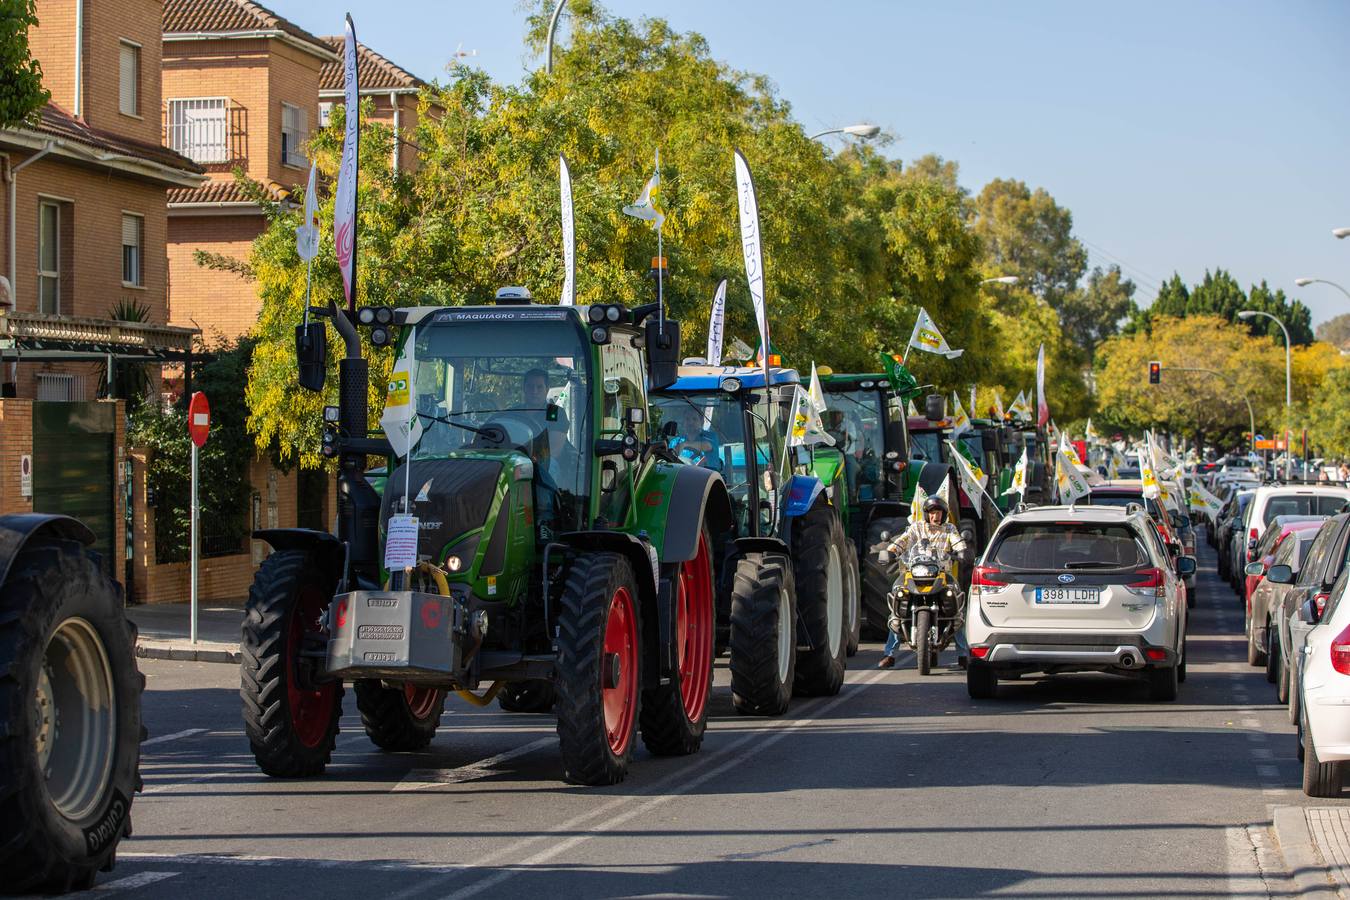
816;373;955;639
245;290;731;786
650;363;859;715
0;515;142;892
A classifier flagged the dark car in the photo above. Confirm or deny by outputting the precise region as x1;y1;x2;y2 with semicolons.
1273;513;1350;721
1216;490;1254;582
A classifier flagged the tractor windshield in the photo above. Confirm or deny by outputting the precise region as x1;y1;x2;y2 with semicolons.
409;318;591;533
823;389;886;504
909;430;945;465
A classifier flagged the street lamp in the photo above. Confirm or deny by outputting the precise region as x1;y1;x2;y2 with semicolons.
1333;227;1349;240
1294;277;1350;302
545;0;567;75
981;276;1019;285
809;124;881;141
1238;308;1292;480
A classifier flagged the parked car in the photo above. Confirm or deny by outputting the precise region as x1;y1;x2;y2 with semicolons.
1275;515;1350;720
1243;486;1350;567
1244;517;1324;609
1296;570;1350;796
1085;481;1194;606
1245;521;1321;667
965;504;1192;701
1216;490;1256;583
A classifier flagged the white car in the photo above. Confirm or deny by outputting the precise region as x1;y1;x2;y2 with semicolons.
1298;574;1350;796
1243;486;1350;568
965;504;1191;701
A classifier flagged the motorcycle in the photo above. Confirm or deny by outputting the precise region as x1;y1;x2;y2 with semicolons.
883;539;964;675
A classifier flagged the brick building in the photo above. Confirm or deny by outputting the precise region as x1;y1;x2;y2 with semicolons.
319;36;428;175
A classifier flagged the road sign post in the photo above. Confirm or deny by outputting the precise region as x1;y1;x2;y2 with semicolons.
188;392;210;644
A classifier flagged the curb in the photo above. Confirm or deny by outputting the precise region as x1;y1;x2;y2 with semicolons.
1272;805;1342;898
135;641;241;665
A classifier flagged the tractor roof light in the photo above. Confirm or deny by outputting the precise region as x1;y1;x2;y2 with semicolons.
860;380;876;389
720;377;742;393
357;307;376;325
588;305;606;323
606;305;622;322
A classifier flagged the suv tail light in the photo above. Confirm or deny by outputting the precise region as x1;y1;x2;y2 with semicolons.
1331;622;1350;676
970;645;990;659
1126;567;1165;598
972;565;1006;588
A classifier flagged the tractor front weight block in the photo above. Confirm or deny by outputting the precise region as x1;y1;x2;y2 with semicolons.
326;589;476;684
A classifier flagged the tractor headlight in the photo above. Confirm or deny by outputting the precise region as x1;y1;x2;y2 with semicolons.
588;306;606;323
357;307;376;325
860;380;875;389
605;305;622;322
590;326;610;345
446;555;462;572
720;378;741;393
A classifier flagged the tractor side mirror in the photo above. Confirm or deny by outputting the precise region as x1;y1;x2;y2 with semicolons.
924;394;945;421
645;319;681;391
296;321;327;392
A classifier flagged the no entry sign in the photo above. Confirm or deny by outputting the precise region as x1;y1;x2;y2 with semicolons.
188;391;210;447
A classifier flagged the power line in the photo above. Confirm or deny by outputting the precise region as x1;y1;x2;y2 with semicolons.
1077;237;1164;297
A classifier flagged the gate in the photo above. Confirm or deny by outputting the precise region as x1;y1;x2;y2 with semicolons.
32;402;117;577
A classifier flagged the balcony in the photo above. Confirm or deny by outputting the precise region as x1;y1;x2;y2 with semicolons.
164;98;247;168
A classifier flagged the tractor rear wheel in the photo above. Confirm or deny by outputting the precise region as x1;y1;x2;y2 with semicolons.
240;550;342;777
498;680;557;714
555;553;641;785
862;517;903;640
792;504;847;697
641;529;714;756
729;553;797;716
354;681;445;751
0;537;142;893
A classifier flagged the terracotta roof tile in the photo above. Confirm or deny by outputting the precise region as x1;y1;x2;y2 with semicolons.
167;179;287;205
163;0;333;57
17;104;202;176
319;37;425;92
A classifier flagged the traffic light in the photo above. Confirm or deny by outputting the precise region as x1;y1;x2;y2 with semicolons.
1148;361;1161;384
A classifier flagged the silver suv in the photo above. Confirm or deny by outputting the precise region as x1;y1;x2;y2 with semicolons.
964;504;1192;701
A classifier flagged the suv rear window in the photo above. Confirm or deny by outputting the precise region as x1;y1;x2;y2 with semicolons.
990;523;1147;571
1263;495;1348;524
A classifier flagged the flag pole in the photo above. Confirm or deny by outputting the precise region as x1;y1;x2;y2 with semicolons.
655;149;664;336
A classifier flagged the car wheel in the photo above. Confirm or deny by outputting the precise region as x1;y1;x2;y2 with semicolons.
1147;663;1178;702
1303;705;1345;798
966;661;996;699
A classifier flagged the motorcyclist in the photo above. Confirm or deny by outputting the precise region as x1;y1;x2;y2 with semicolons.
876;495;971;669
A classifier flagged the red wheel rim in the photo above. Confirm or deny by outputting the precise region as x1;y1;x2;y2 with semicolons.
403;684;443;721
602;585;639;756
285;584;337;748
675;533;714;722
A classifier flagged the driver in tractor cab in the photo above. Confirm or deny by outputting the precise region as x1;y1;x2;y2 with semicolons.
824;408;863;503
876;496;972;670
668;404;723;472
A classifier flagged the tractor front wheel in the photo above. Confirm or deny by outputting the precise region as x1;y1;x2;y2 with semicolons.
641;529;714;756
729;553;797;716
354;681;446;751
555;553;641;785
240;550;342;777
862;517;904;640
792;504;847;697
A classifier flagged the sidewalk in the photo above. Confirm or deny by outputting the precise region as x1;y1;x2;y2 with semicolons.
127;600;244;664
1273;805;1349;898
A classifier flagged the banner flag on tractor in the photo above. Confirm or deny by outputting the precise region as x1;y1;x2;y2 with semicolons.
1035;343;1049;426
907;399;919;417
380;326;423;459
334;14;359;310
1188;479;1224;521
1055;446;1091;503
1059;431;1083;467
808;362;827;413
788;385;835;448
946;439;988;518
559;154;575;306
907;307;964;359
733;149;773;412
880;352;922;400
1010;390;1031;421
1004;447;1029;498
950;392;972;439
705;279;727;363
910;479;928;523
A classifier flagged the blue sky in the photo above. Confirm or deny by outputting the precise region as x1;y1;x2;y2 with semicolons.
273;1;1350;324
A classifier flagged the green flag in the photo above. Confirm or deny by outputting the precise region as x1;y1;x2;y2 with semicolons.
879;352;922;400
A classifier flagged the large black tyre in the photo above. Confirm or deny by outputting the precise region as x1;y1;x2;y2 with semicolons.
915;608;933;676
497;680;557;714
1246;617;1266;667
1277;640;1291;705
966;660;997;699
353;681;446;751
792;504;847;697
861;517;904;640
1265;624;1280;685
1147;663;1179;702
640;529;715;757
1303;706;1344;798
1290;657;1303;726
240;550;343;778
555;553;642;786
0;537;142;893
729;553;797;716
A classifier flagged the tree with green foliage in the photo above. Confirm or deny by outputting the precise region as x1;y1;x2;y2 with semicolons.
970;177;1086;308
1131;268;1312;344
0;0;48;128
1316;313;1350;349
1060;265;1136;360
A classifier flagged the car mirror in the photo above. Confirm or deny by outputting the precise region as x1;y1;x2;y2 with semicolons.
1244;561;1266;577
1300;597;1321;625
1266;564;1294;585
1177;556;1197;577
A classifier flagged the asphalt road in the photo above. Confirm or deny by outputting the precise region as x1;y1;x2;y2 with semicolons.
84;538;1341;898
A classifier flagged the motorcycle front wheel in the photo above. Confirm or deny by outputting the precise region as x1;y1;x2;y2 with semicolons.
915;608;933;676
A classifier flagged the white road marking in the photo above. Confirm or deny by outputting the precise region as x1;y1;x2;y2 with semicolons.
393;736;558;792
142;728;208;746
88;871;180;892
434;670;892;900
118;852;468;875
1255;764;1280;779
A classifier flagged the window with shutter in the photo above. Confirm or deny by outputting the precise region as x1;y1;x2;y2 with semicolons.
119;42;140;116
121;214;142;286
281;102;308;168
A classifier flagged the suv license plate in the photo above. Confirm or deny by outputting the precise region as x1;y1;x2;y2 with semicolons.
1035;587;1101;604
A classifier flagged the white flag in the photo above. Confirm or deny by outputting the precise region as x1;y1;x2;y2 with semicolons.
1010;390;1031;421
1188;479;1224;521
970;385;978;419
1055;447;1091;503
946;439;988;518
910;479;928;523
907;399;919;417
1004;447;1029;498
559;154;575;305
1060;431;1083;467
950;392;972;439
379;327;423;459
622;169;664;228
809;362;827;413
1139;447;1160;500
706;279;727;363
907;307;964;359
734;149;773;404
296;161;320;261
788;385;835;448
334;15;359;308
993;391;1005;422
1036;343;1049;426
